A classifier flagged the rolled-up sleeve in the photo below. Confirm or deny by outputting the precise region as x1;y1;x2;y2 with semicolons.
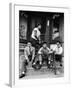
55;47;63;55
58;47;63;55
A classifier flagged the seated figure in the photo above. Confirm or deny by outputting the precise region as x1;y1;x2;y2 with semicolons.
54;41;63;65
33;42;50;69
19;41;35;78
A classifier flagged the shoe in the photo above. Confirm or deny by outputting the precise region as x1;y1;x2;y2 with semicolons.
33;62;35;65
40;62;42;65
48;61;50;64
60;64;62;67
19;73;26;78
47;65;50;69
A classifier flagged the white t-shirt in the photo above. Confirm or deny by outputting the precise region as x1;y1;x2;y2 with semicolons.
31;28;41;40
55;46;63;55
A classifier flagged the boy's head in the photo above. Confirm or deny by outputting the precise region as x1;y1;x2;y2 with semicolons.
42;42;47;48
56;41;61;47
37;24;41;29
27;41;32;47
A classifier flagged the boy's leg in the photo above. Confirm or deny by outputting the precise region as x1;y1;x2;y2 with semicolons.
58;55;62;66
54;54;62;74
55;54;62;64
45;55;50;68
38;54;42;65
19;55;25;75
19;55;28;78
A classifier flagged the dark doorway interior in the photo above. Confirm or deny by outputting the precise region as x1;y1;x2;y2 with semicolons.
19;11;52;44
26;11;47;41
19;11;64;46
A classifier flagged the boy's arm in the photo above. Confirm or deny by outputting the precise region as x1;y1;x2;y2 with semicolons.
38;47;43;54
47;47;50;52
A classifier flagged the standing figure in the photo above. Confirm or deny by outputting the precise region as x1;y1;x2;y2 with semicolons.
31;24;41;44
31;30;40;53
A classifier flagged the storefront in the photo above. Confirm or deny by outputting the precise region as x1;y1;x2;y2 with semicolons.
19;10;64;48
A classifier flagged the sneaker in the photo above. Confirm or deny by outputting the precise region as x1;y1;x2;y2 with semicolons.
40;62;42;65
33;62;35;65
19;72;26;78
60;64;62;67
